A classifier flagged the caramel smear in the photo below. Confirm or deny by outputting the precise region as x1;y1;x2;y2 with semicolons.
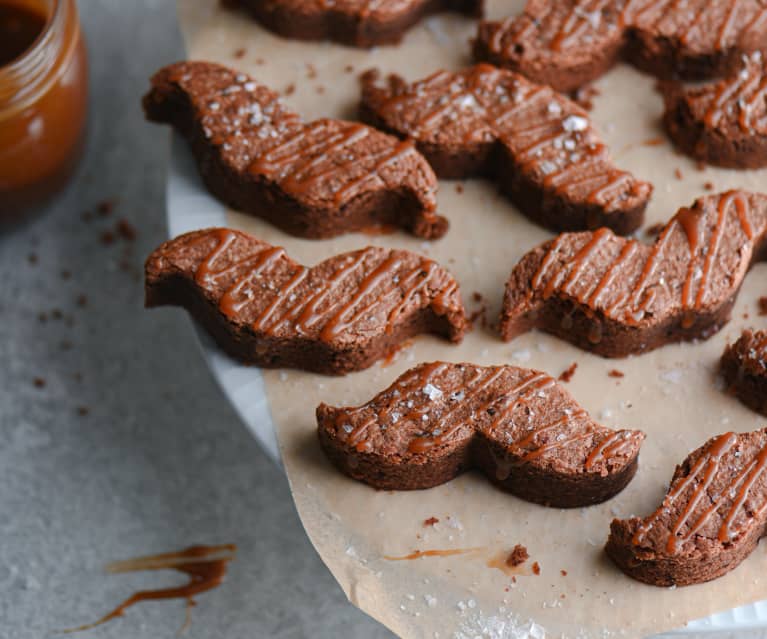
62;544;236;634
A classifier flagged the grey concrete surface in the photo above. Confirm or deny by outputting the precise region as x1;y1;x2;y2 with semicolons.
0;2;394;637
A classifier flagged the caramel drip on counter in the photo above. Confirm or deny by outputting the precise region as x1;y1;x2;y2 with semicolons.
374;65;638;207
384;547;482;560
250;121;420;206
530;191;758;325
633;433;767;553
193;231;452;343
63;544;236;634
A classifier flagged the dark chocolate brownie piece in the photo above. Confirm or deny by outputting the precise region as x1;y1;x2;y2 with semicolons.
500;191;767;357
145;228;466;375
662;54;767;168
226;0;484;48
607;428;767;586
317;361;645;506
474;1;767;93
721;329;767;416
143;61;447;239
360;64;651;235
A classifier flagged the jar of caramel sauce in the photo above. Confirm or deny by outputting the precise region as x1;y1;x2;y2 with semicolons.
0;0;88;224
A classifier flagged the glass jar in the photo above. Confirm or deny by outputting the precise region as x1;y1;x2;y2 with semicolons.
0;0;88;225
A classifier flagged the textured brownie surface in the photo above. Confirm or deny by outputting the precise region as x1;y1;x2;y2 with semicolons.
227;0;484;47
360;64;651;235
721;329;767;416
500;191;767;357
662;54;767;168
317;362;645;506
607;429;767;586
474;0;767;93
143;61;447;239
145;228;466;375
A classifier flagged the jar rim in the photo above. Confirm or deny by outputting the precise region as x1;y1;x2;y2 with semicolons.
0;0;68;113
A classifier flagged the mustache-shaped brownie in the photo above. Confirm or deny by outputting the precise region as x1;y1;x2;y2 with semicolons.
225;0;484;48
360;64;651;235
663;54;767;168
607;428;767;586
474;0;767;93
317;362;645;506
500;191;767;357
143;62;447;239
721;329;767;417
145;228;467;375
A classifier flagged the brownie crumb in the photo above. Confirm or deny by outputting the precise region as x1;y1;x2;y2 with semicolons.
76;406;90;416
255;57;264;65
695;160;707;171
560;569;568;576
81;210;93;222
283;83;295;96
37;312;48;323
60;340;73;351
75;294;88;308
116;218;137;241
233;47;246;59
645;222;665;237
33;377;46;389
316;85;325;94
532;561;541;575
344;64;354;73
423;517;439;527
51;309;63;320
572;85;599;111
703;181;715;191
608;369;625;378
643;137;664;147
100;230;116;246
759;297;767;316
472;292;483;303
97;199;115;217
60;269;71;280
27;253;38;265
506;544;529;567
73;372;83;383
674;168;683;180
455;183;464;194
306;63;317;79
558;362;578;383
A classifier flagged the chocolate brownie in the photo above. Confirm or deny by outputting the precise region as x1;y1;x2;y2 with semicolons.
474;1;767;93
662;53;767;168
607;429;767;586
360;64;651;235
143;62;447;239
500;191;767;357
317;362;645;506
721;329;767;416
226;0;484;47
145;228;466;375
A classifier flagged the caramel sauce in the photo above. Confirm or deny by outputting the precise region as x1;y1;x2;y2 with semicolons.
486;550;531;577
64;544;236;634
384;547;482;561
0;3;45;66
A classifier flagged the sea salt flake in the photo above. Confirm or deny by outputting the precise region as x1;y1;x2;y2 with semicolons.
423;383;443;401
562;114;588;132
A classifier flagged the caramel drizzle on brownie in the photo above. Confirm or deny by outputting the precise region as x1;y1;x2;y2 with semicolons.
335;363;641;468
194;229;454;342
530;191;762;327
374;65;638;207
250;121;425;207
632;432;767;553
696;59;767;134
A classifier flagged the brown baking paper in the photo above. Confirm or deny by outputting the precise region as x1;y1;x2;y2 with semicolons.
176;1;767;636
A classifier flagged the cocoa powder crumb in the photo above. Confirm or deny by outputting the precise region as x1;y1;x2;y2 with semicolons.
455;183;464;194
116;218;137;241
283;83;295;96
100;230;116;246
561;569;567;576
75;294;88;308
97;199;115;217
51;309;63;320
59;340;72;351
306;63;317;79
81;210;93;222
608;369;625;378
316;85;325;94
532;561;541;575
33;377;46;389
27;253;38;265
76;406;90;416
558;362;578;383
703;181;714;191
344;64;354;73
423;517;439;527
37;312;47;323
759;297;767;316
60;269;71;280
674;168;683;180
255;57;264;65
506;544;529;567
233;47;246;59
472;292;483;303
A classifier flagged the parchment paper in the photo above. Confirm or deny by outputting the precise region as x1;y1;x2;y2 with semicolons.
177;2;767;636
